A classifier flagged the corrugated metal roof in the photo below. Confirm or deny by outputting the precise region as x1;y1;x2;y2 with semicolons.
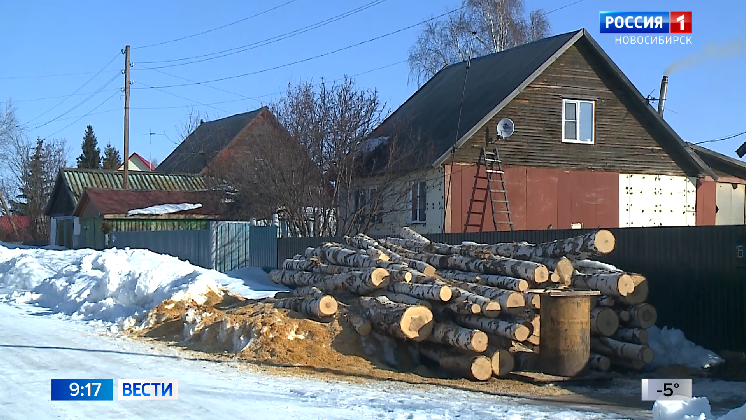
75;188;224;217
62;168;207;202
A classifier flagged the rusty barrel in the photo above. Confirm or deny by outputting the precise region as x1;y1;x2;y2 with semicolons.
539;290;599;377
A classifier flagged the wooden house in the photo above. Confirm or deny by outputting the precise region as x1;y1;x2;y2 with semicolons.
351;29;745;235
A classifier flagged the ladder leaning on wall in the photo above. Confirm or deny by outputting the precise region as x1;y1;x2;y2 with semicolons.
463;139;514;232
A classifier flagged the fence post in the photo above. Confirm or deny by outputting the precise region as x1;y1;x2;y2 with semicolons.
208;221;217;271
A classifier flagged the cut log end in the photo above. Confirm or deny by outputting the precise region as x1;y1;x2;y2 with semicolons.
589;354;611;371
591;307;620;337
370;267;390;287
472;330;489;353
617;274;634;296
489;348;515;377
594;229;616;254
439;286;453;302
533;266;550;284
422;266;436;277
470;356;494;381
401;306;434;341
482;301;501;318
514;324;531;342
318;295;339;317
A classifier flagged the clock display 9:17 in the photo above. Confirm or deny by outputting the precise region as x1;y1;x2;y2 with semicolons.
51;379;114;401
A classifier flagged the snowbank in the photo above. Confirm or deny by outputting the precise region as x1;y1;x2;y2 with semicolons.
126;203;202;216
648;326;724;369
0;244;285;327
653;398;746;420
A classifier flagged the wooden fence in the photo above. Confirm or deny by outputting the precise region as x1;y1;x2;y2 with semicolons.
277;226;746;352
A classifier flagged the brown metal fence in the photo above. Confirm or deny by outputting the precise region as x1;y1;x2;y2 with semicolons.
277;226;746;352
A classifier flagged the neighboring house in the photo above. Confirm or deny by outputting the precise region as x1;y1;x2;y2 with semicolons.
687;143;746;225
73;188;224;250
0;215;31;242
156;107;285;175
45;168;207;248
353;28;727;235
117;153;155;172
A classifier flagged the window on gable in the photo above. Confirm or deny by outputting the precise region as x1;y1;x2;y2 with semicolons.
562;99;595;144
411;181;427;223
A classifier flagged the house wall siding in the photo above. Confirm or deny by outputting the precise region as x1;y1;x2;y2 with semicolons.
448;165;619;232
450;43;687;176
356;167;445;236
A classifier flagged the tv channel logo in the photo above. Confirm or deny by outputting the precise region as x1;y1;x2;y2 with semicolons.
117;379;179;401
600;12;692;34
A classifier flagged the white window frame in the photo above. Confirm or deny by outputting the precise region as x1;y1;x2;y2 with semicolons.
562;99;595;144
410;181;427;223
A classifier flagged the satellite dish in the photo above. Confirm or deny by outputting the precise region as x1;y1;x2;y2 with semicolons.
496;118;514;139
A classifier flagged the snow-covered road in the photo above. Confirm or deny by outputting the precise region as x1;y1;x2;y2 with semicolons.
0;302;637;420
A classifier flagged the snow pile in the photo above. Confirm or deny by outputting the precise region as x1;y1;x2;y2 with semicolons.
126;202;202;216
574;259;621;272
653;398;746;420
648;326;724;369
0;243;284;327
653;397;714;420
220;266;288;299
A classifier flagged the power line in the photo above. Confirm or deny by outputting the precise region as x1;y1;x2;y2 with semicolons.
135;0;388;68
133;0;300;49
547;0;586;14
132;8;463;90
43;91;121;139
10;89;121;103
693;131;746;145
25;53;120;124
0;70;119;81
134;81;229;113
31;73;121;130
140;66;262;103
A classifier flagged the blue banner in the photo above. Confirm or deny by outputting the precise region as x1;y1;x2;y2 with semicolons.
51;379;114;401
600;12;670;33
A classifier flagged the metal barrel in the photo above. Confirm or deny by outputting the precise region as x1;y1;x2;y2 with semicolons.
539;291;597;377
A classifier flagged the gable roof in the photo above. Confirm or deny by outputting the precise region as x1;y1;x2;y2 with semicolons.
372;29;717;180
45;168;207;216
117;153;154;171
74;188;224;218
156;108;265;174
687;143;746;181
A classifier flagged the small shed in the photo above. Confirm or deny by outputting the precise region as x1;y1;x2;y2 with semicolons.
73;188;224;250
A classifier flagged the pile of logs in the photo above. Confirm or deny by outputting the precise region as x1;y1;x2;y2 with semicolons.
268;227;657;381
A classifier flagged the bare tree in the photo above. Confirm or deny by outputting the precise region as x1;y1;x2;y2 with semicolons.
203;77;432;237
408;0;551;85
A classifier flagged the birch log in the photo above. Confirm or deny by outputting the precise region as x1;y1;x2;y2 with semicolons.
388;282;452;302
589;354;611;371
615;309;631;323
590;307;620;336
530;230;616;259
372;291;432;309
275;295;338;319
436;270;529;291
289;286;325;298
418;344;493;381
592;337;654;363
450;288;501;317
484;347;515;377
450;282;525;313
530;257;574;286
400;227;431;245
455;315;531;342
270;269;389;294
345;312;372;336
350;235;437;276
612;328;649;345
523;292;541;310
619;275;649;305
572;272;634;297
442;300;482;315
626;303;657;329
426;323;489;353
359;296;434;341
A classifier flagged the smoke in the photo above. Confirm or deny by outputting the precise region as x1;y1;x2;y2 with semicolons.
664;36;746;75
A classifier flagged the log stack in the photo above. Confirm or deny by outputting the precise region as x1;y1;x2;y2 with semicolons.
268;227;657;381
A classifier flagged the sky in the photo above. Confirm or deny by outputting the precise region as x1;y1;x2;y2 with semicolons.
1;0;745;167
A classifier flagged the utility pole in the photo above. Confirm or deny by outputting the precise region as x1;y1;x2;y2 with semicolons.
123;45;131;189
